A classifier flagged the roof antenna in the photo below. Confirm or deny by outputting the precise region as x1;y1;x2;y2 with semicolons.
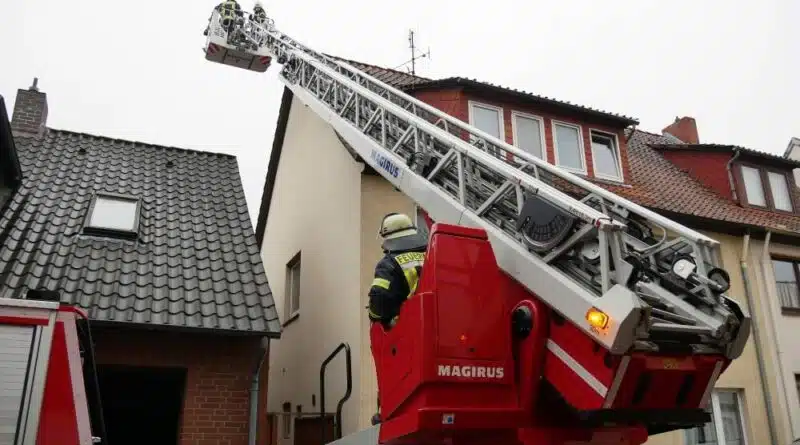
395;29;430;75
30;77;39;92
408;30;431;75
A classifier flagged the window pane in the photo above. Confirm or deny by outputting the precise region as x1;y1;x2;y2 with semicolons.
554;124;583;171
768;172;792;211
741;166;766;206
591;133;620;179
291;265;301;313
685;401;718;445
717;392;745;445
415;206;431;240
773;260;800;308
471;105;501;139
514;115;543;159
89;196;138;231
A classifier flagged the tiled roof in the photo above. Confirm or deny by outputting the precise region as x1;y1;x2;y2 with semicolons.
606;129;800;235
0;128;281;336
334;58;639;126
331;56;434;88
650;143;800;169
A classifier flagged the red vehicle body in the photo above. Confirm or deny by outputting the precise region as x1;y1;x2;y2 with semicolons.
2;224;728;445
370;223;728;445
0;291;104;445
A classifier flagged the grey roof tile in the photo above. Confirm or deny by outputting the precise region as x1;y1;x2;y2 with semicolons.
0;128;281;336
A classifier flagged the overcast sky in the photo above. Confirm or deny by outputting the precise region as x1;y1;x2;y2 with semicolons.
2;0;797;224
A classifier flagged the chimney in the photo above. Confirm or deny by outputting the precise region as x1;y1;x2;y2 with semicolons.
11;77;48;136
662;116;699;144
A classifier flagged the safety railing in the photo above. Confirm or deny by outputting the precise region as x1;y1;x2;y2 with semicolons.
319;342;353;444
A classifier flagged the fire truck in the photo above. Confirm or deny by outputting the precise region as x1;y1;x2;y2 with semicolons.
0;6;751;445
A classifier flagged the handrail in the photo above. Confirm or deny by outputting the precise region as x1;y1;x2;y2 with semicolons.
319;342;352;444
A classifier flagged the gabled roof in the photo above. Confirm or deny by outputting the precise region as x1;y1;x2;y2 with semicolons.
333;57;639;126
651;142;800;169
1;128;281;336
613;130;800;236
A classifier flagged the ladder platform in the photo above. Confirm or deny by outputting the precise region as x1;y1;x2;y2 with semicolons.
204;10;273;72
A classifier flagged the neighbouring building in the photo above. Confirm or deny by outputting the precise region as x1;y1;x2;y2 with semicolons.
256;58;800;445
0;95;22;212
1;79;282;445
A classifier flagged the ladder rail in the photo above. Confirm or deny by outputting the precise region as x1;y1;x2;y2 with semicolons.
277;50;746;357
227;14;750;359
329;60;719;248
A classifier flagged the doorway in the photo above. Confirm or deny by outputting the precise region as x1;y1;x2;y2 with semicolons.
96;365;187;445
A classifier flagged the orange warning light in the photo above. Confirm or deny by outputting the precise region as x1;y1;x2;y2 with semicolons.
586;308;609;329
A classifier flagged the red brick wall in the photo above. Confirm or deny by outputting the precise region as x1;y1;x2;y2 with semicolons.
660;151;734;199
93;327;270;445
410;89;631;183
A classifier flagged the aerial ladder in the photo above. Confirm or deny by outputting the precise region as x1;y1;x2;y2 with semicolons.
201;5;752;445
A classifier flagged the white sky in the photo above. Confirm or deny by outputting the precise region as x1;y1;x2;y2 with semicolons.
2;0;798;224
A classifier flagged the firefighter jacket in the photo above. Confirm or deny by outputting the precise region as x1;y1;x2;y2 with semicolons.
367;246;426;327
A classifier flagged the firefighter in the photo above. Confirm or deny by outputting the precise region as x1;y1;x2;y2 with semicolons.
251;0;267;25
367;212;428;328
367;212;428;425
204;0;241;36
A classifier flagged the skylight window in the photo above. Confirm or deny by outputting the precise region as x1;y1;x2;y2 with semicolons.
83;193;141;239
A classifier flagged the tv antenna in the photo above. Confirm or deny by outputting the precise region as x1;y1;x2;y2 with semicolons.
394;29;430;75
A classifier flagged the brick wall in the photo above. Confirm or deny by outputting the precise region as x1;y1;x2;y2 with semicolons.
93;327;270;445
411;88;632;184
660;150;734;199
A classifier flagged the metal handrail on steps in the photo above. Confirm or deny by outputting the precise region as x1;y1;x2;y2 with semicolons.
319;342;353;444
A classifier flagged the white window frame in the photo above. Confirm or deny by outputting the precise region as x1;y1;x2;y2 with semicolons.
685;389;749;445
589;129;624;182
510;110;547;163
551;120;587;175
285;252;301;321
82;192;142;239
468;100;505;144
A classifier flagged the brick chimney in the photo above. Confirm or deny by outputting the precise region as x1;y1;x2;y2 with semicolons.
662;116;699;144
11;78;48;136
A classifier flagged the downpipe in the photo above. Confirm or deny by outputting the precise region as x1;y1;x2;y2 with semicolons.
760;231;797;443
249;338;270;445
741;232;780;445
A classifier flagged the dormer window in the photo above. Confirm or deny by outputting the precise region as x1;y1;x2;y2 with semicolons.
737;163;794;213
83;193;141;240
590;130;623;182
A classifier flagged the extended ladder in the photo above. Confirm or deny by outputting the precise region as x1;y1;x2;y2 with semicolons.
208;10;750;359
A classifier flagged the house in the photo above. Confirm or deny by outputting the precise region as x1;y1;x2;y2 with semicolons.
256;57;800;445
0;95;22;212
1;79;282;445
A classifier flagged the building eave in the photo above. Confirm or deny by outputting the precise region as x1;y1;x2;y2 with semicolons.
255;87;294;247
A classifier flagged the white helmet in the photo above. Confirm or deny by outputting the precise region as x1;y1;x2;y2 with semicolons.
378;213;427;252
379;213;417;240
253;0;264;8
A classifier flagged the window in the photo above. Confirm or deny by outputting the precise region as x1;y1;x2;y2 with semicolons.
737;163;794;212
796;374;800;409
590;130;623;181
414;205;431;240
281;402;292;439
771;258;800;311
552;121;586;173
511;112;545;160
468;101;504;141
685;389;747;445
83;193;141;239
285;252;301;322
